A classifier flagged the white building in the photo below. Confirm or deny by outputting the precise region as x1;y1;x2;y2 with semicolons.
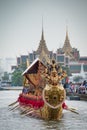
0;58;16;73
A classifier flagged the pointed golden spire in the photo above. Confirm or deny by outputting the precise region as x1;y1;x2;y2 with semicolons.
66;25;69;41
41;16;44;41
36;17;49;55
62;26;72;54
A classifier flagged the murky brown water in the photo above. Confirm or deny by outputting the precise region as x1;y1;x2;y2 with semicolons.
0;90;87;130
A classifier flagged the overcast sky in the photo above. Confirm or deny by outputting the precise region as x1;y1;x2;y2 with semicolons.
0;0;87;59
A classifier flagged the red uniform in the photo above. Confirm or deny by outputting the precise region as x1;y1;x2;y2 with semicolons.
62;102;68;109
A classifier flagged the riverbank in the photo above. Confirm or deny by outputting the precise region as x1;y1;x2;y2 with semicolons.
0;86;23;91
67;92;87;101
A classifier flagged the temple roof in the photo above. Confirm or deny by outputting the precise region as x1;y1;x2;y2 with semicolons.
36;27;49;55
39;49;51;64
62;27;72;55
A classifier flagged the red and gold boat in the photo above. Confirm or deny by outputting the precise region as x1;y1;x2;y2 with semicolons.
9;58;78;120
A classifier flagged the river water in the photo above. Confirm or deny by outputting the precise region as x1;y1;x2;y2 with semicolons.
0;90;87;130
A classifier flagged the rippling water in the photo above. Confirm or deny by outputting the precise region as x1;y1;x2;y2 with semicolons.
0;90;87;130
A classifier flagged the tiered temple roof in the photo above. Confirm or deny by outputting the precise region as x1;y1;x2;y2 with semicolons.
62;27;72;54
36;27;49;55
61;27;77;60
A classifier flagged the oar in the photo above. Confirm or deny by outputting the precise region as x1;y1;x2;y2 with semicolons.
67;107;79;114
21;108;34;117
9;104;19;111
20;107;31;115
32;110;41;118
23;110;34;116
8;101;18;106
69;107;78;111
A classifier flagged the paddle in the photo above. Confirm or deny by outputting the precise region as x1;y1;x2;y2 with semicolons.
9;104;20;111
21;109;34;117
8;101;18;106
20;107;31;115
66;107;79;114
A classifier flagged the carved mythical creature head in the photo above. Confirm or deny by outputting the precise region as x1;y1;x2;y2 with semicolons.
44;60;67;85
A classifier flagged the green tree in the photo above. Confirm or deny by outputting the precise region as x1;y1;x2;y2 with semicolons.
73;76;83;83
11;68;23;86
62;65;71;76
2;72;9;81
11;63;27;86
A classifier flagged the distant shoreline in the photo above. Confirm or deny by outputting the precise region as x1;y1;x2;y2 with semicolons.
0;86;23;91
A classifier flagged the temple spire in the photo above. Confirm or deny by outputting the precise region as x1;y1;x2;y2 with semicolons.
41;17;44;41
62;26;72;54
36;18;49;55
66;25;69;41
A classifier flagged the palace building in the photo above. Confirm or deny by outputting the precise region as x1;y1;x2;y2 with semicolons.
57;28;80;61
14;27;87;75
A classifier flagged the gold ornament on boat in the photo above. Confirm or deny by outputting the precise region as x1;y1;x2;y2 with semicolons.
39;60;67;120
